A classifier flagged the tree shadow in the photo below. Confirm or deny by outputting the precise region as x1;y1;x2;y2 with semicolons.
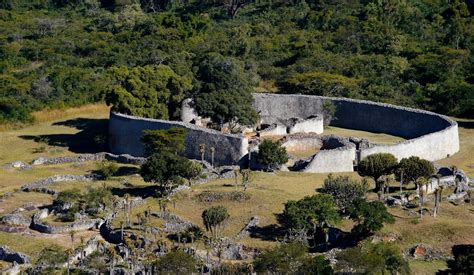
457;120;474;129
19;118;108;154
110;186;160;199
114;166;140;177
248;224;286;242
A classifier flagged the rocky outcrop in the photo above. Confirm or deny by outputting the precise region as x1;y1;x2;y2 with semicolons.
151;211;195;233
1;214;31;227
0;246;30;264
3;161;32;170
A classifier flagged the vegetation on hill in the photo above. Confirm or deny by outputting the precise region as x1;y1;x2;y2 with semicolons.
1;0;473;124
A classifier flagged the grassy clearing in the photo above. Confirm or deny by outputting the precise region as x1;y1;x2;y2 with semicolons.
409;260;448;275
324;126;406;144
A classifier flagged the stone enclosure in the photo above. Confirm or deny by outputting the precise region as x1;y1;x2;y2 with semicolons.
109;93;459;172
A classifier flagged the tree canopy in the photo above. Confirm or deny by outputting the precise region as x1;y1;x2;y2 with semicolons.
256;139;289;171
357;153;398;191
395;156;436;184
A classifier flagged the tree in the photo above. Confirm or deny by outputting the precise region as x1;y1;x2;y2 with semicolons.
141;127;187;156
105;65;192;120
320;174;368;214
349;198;395;237
278;194;340;245
299;255;334;275
154;250;196;273
194;53;259;129
257;139;289;171
202;205;229;239
395;156;435;189
357;153;398;192
140;152;192;196
95;161;119;180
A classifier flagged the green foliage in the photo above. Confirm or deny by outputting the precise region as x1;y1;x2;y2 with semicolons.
54;187;113;220
36;245;68;268
106;65;192;120
254;242;333;274
153;250;196;273
278;194;340;244
256;139;288;170
395;156;436;184
320;174;368;214
337;242;409;275
358;153;398;191
349;198;395;237
194;53;259;128
96;161;119;180
141;127;187;156
1;0;473;125
140;152;193;196
54;188;82;207
201;205;229;239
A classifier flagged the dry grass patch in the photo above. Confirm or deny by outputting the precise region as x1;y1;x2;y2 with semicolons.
324;126;405;144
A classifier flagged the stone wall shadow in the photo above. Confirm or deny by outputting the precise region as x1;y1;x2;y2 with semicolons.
20;118;108;154
457;120;474;129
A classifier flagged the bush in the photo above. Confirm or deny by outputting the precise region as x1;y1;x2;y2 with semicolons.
202;205;229;239
320;174;368;214
96;161;119;180
153;250;196;273
257;139;289;171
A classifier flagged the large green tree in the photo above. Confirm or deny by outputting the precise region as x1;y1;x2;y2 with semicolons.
194;53;259;129
320;174;368;214
394;156;435;188
278;194;341;245
349;198;395;238
106;64;192;120
257;139;289;171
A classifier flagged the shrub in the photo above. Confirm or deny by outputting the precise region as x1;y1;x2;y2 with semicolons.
96;161;119;180
349;198;395;237
153;250;196;273
320;174;368;214
257;139;289;171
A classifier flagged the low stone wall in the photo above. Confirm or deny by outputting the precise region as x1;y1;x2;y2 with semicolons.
0;246;30;264
281;135;323;153
254;93;459;163
31;209;103;234
21;174;96;193
109;112;248;166
32;152;145;166
258;124;287;137
288;116;324;134
301;136;356;173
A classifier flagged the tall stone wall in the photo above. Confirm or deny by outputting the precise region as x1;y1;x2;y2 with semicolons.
109;112;248;166
253;93;459;162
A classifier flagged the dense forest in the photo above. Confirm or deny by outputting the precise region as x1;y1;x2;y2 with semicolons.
1;0;473;124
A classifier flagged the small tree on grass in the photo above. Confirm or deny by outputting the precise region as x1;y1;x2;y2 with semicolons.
96;161;119;180
349;198;395;238
154;250;197;273
395;156;435;189
320;174;368;214
357;153;398;192
202;205;229;239
254;242;333;274
257;139;289;171
140;153;192;196
278;194;340;246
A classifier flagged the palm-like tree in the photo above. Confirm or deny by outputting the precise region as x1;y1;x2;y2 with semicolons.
199;144;206;162
417;177;428;219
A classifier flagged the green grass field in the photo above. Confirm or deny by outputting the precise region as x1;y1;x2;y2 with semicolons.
0;106;473;271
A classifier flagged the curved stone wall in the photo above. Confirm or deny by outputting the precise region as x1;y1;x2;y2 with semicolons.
253;93;459;162
109;112;248;166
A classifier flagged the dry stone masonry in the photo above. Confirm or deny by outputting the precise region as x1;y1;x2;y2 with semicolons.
109;93;459;173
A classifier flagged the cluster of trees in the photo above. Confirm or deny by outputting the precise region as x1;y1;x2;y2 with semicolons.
358;153;435;194
279;175;395;248
1;0;473;124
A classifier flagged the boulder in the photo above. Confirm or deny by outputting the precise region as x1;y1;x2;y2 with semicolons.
0;246;30;264
1;214;31;227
